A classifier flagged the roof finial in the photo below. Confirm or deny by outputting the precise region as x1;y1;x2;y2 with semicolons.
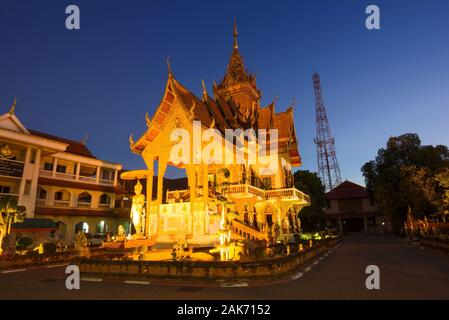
233;17;238;50
166;57;173;77
129;134;135;149
201;79;208;102
145;112;151;127
80;132;88;145
288;97;297;112
9;97;17;115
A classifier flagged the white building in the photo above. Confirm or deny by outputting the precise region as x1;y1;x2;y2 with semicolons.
0;108;124;243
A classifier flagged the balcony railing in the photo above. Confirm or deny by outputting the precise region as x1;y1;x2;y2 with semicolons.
165;184;310;204
38;169;115;186
0;193;19;202
37;200;111;210
78;176;96;184
77;202;91;209
54;200;70;208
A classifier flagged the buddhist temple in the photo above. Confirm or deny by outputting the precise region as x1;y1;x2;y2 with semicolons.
123;21;310;247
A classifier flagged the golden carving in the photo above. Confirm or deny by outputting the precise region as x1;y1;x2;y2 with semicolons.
0;145;14;159
131;181;145;236
145;112;151;127
9;97;16;115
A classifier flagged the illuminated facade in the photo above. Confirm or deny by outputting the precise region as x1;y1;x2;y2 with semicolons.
126;22;310;246
0;105;123;243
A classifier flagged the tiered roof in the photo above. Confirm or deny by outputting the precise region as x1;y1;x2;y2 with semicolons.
131;22;302;166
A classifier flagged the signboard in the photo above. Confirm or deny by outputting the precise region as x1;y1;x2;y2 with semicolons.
0;159;24;178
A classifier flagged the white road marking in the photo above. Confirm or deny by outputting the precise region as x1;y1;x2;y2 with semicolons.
319;256;324;261
81;277;103;282
1;269;26;274
304;266;312;272
291;272;304;280
220;282;249;287
46;264;68;268
313;260;319;265
124;280;151;285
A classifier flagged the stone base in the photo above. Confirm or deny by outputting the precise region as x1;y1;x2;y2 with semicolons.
102;236;157;250
155;234;216;247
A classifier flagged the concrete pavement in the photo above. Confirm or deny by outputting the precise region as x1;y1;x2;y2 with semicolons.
0;235;448;299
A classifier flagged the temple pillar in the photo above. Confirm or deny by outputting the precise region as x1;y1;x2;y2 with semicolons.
202;165;209;203
186;165;197;236
144;156;154;236
202;164;209;234
156;155;168;205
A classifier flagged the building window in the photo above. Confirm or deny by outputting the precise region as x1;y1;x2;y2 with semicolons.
78;192;92;203
44;162;53;171
24;181;32;195
30;149;37;164
326;200;331;209
100;194;111;205
37;187;47;199
0;186;11;194
55;191;70;201
56;165;67;173
101;170;112;180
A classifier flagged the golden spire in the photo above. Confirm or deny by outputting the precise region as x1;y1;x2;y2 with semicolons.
202;79;208;102
233;18;238;50
9;97;17;115
166;57;173;77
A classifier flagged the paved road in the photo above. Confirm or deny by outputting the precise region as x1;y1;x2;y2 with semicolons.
1;235;448;299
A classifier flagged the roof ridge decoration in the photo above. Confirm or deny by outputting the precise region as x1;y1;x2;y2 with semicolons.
9;97;17;115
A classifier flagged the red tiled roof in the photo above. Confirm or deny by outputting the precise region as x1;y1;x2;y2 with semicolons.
325;180;370;200
29;129;97;159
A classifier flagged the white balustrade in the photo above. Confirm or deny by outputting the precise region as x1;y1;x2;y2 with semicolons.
54;200;70;208
39;169;116;186
77;202;91;209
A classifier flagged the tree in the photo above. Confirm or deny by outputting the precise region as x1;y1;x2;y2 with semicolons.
435;168;449;215
0;196;26;255
294;170;326;231
361;133;449;233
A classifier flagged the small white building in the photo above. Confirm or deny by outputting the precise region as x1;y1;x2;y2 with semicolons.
0;107;125;244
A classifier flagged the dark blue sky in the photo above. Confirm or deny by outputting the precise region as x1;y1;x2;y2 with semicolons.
1;0;448;185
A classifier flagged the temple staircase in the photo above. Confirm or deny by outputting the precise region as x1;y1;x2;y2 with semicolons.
230;219;269;242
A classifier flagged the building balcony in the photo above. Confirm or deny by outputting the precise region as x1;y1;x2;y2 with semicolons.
38;169;115;186
166;184;310;205
54;200;70;208
0;193;19;202
35;200;111;210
